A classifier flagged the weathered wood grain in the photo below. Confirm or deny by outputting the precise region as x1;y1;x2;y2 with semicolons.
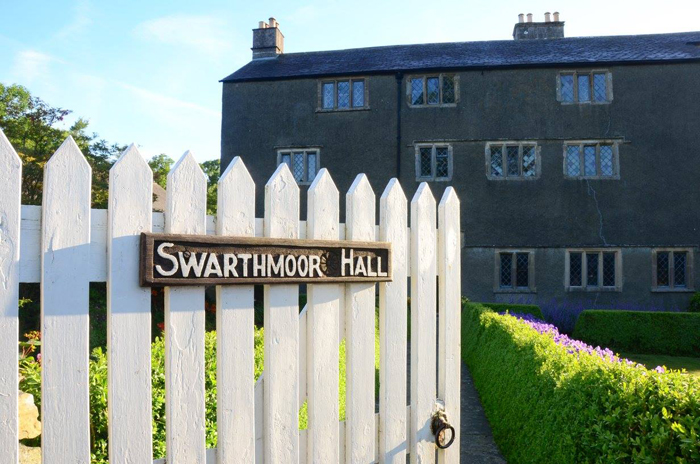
107;145;153;463
41;137;92;463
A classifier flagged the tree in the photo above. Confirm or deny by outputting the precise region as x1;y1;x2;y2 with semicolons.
0;83;124;207
200;160;220;215
148;153;174;189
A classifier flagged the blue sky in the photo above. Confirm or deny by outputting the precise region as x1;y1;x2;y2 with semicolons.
1;0;698;162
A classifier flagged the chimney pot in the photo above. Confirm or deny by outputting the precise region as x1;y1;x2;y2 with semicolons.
553;11;560;21
527;13;533;23
518;13;524;23
545;12;551;22
258;21;266;28
269;17;277;28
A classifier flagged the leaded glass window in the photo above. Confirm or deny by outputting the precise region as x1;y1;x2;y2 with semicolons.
506;146;519;176
593;73;607;102
490;146;503;177
587;253;599;287
568;250;621;290
560;74;574;103
674;252;687;287
411;78;424;105
419;148;432;177
522;146;536;177
442;75;455;103
516;253;529;288
584;145;596;176
654;250;692;290
416;144;451;180
566;145;581;176
322;83;334;109
602;252;616;287
319;79;366;110
427;77;440;104
559;71;611;103
337;81;350;108
409;74;457;106
487;143;538;179
500;254;512;288
498;250;534;291
435;147;449;178
352;80;365;107
277;149;320;184
565;142;617;178
570;252;582;286
577;74;591;102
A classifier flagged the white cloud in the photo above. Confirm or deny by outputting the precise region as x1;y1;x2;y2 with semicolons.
55;0;93;39
12;50;58;84
134;14;233;59
116;81;220;118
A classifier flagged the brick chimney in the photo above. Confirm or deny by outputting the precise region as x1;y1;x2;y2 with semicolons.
252;17;284;59
513;12;565;40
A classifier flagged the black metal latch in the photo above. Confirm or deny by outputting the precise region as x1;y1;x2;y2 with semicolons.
431;409;456;449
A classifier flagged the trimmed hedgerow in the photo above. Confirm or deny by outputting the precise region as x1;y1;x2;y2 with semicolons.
573;310;700;356
462;303;700;464
479;302;544;320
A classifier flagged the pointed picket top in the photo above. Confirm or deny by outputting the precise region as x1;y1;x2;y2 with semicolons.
307;168;339;240
46;136;91;172
264;162;299;239
411;181;436;209
217;156;255;236
111;144;151;173
438;186;460;209
0;127;21;168
346;174;375;241
380;178;406;208
166;151;207;235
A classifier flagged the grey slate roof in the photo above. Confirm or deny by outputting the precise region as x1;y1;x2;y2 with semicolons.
222;31;700;82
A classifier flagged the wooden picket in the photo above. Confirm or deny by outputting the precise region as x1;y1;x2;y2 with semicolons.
164;152;208;463
216;157;256;463
107;145;154;462
438;187;461;464
378;179;409;464
345;174;377;463
41;137;92;463
0;130;462;464
264;164;300;464
0;130;21;464
410;183;437;464
306;169;341;463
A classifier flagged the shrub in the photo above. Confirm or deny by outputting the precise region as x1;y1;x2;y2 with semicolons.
479;302;544;320
573;310;700;356
688;292;700;313
462;303;700;464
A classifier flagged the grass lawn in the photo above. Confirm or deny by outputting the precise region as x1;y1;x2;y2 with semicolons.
621;352;700;376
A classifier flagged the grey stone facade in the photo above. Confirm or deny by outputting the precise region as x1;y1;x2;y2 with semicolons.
221;18;700;310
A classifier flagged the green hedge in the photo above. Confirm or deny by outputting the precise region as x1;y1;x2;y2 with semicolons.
479;302;544;320
462;303;700;463
573;310;700;356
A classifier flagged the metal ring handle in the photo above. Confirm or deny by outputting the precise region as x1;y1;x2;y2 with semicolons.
435;422;456;449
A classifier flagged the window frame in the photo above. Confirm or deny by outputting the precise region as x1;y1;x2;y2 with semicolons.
557;70;613;104
406;74;459;108
651;248;694;292
493;249;536;293
485;142;541;180
414;143;453;181
565;249;622;292
563;140;620;180
276;148;321;185
317;78;369;112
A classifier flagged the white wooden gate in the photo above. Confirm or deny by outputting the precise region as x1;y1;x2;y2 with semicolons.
0;131;461;464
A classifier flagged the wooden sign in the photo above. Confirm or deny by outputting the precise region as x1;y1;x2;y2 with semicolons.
140;232;392;286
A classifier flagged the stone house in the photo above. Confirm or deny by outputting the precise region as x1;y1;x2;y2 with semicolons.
220;14;700;308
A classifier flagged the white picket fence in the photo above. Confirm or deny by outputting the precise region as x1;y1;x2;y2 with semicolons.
0;130;461;464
